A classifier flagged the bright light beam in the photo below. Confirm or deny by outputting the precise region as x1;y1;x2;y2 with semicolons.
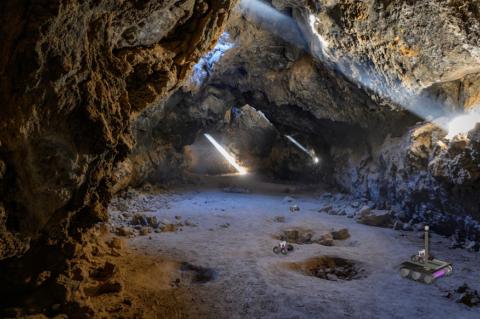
238;1;472;135
204;134;248;175
285;135;319;164
445;108;480;139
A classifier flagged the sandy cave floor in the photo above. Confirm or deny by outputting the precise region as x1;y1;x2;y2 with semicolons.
107;176;480;319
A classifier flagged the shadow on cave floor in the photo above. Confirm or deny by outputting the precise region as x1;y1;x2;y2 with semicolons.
103;176;480;318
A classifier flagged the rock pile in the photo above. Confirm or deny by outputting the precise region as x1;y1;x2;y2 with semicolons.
445;283;480;307
279;228;350;246
288;256;365;281
356;207;394;228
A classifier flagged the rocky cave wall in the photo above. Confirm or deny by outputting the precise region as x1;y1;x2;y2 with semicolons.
126;0;480;240
0;0;237;310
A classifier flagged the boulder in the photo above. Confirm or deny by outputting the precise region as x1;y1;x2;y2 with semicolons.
281;228;313;244
116;226;133;237
289;205;300;212
331;228;350;240
357;209;393;228
317;233;334;246
318;205;332;213
161;224;177;232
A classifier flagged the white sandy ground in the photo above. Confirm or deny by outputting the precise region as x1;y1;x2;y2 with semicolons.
110;176;480;319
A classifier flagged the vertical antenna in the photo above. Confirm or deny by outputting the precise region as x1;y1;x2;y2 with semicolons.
424;225;429;261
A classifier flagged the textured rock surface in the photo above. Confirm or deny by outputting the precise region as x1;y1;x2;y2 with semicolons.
124;3;417;184
0;0;237;313
303;0;480;90
335;122;480;238
124;0;480;240
0;0;235;258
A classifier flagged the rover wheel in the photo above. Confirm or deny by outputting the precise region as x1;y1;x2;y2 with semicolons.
423;275;434;284
411;271;422;281
400;268;410;278
281;248;287;255
287;244;294;251
273;246;279;254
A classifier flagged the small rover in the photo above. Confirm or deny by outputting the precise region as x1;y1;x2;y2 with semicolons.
273;241;294;255
400;225;453;284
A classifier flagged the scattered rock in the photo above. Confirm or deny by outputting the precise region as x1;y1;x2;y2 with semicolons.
446;283;480;307
107;237;125;250
71;264;88;281
357;205;371;216
346;210;355;218
288;256;364;281
280;228;313;244
223;186;251;194
141;183;153;193
331;228;350;240
220;223;230;228
130;213;159;228
318;205;332;213
465;241;480;252
273;216;286;223
116;226;133;237
289;205;300;212
90;261;117;280
131;213;146;225
449;237;464;249
184;219;197;227
139;227;152;236
357;209;393;228
392;220;404;230
161;224;177;232
317;233;334;246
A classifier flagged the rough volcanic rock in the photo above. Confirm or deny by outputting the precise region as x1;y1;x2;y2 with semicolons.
296;0;480;97
357;209;393;228
121;0;480;242
123;2;417;184
336;122;480;238
0;0;236;258
446;283;480;307
331;228;350;240
279;228;314;244
0;0;237;313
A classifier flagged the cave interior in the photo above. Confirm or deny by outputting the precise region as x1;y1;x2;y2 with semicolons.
0;0;480;318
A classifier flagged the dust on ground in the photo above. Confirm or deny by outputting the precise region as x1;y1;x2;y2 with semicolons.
104;175;480;319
